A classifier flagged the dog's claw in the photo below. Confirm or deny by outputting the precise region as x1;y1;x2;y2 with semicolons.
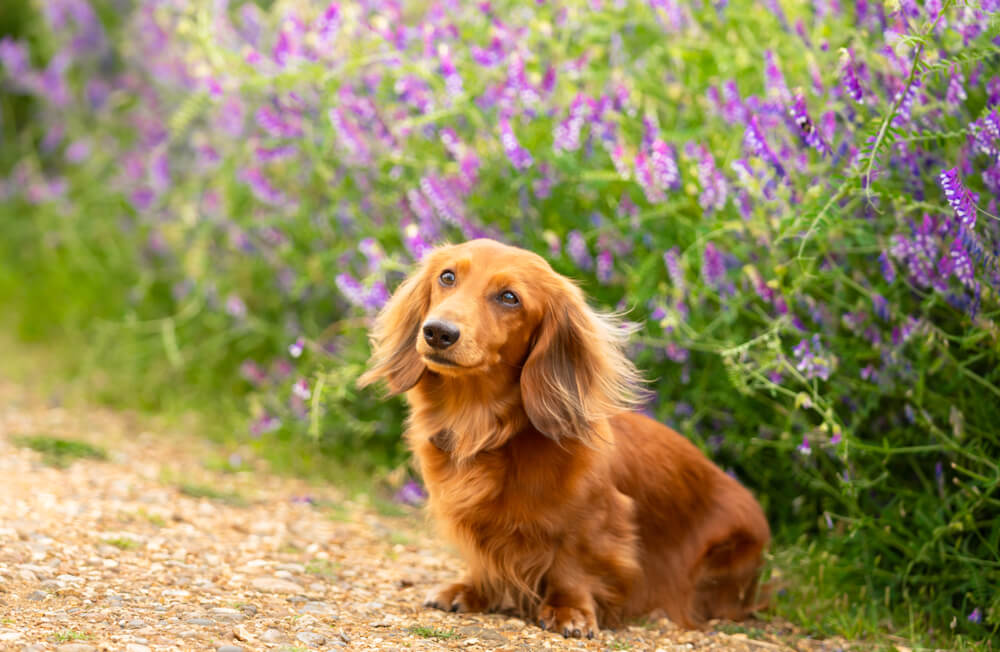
572;628;582;638
449;603;459;612
562;628;571;638
586;631;594;640
538;619;547;631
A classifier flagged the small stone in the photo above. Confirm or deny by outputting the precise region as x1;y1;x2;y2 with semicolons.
216;647;244;652
250;577;301;594
297;601;336;616
125;645;151;652
17;569;38;582
210;607;243;622
232;624;253;642
26;590;46;601
0;630;23;641
187;617;215;626
21;644;46;652
239;604;258;617
124;618;146;629
261;629;286;643
56;645;97;652
295;631;327;646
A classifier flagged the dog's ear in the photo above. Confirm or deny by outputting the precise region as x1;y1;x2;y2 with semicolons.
357;262;431;394
520;278;644;442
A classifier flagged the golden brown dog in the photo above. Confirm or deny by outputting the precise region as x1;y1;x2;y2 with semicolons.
359;239;770;638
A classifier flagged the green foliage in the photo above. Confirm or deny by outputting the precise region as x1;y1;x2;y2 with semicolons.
410;626;458;640
1;0;999;646
12;435;108;468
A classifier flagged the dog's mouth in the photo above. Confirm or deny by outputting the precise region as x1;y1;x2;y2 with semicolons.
423;354;463;367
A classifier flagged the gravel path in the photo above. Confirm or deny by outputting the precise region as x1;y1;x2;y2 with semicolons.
0;380;847;652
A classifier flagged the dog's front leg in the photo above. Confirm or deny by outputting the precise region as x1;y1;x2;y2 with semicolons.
537;552;599;639
424;577;489;613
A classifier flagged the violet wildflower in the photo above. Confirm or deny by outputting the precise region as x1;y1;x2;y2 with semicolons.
968;608;983;624
664;247;685;291
225;294;247;319
763;51;791;103
438;44;463;101
939;168;978;229
403;222;433;261
250;414;280;438
789;93;831;157
336;273;367;307
871;293;889;321
65;139;91;164
650;140;681;192
553;94;591;153
394;479;427;506
970;110;999;158
945;66;967;107
240;360;267;385
292;378;311;401
949;242;975;288
596;249;614;284
610;143;631;180
288;337;304;358
793;335;834;381
839;48;865;103
686;144;727;212
566;230;592;269
702;243;726;288
798;436;812;455
499;118;533;170
744;116;786;177
238;167;288;206
878;251;896;283
634;151;663;203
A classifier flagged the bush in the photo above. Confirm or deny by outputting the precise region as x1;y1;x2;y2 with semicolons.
2;0;998;642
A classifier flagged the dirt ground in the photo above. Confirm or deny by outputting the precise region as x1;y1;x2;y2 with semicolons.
0;379;851;652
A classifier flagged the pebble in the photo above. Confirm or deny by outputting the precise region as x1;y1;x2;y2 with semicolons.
124;618;146;629
186;617;215;626
26;590;46;601
295;631;327;646
125;645;151;652
216;646;245;652
261;628;286;643
56;645;97;652
250;577;302;594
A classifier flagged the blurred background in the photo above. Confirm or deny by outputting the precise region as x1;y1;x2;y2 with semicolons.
1;0;998;645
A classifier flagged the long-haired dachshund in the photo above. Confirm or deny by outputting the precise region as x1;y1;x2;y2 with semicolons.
360;239;769;638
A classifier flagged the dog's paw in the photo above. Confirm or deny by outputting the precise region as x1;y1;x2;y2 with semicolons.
423;582;486;613
538;603;598;639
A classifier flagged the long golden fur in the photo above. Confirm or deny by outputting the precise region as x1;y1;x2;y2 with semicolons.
359;239;770;638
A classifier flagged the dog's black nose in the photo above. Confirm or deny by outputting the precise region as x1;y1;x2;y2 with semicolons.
422;319;460;350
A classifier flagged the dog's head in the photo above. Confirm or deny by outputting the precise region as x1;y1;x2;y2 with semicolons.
359;239;643;441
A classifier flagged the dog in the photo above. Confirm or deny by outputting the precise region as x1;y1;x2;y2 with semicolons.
359;239;770;638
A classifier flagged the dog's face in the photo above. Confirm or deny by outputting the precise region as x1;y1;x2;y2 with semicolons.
414;240;550;376
360;238;642;442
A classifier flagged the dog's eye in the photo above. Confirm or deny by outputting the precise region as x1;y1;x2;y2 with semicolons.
439;270;456;286
499;290;519;306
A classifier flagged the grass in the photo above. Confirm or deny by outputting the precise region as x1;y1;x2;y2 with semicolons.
304;558;339;578
174;480;249;507
134;509;167;527
609;639;632;650
102;536;140;550
12;434;107;468
52;630;90;642
410;626;458;639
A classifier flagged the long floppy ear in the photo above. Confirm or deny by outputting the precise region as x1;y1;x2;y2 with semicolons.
357;263;431;394
520;279;645;442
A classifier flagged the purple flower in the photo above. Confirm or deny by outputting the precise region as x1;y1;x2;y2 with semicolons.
702;243;726;288
437;45;463;101
499;118;533;170
394;479;427;506
292;378;311;401
288;337;305;358
225;294;247;319
238;167;288;206
686;144;727;212
839;48;865;103
764;50;791;103
798;436;812;455
328;108;371;164
403;221;433;261
553;94;591;153
793;334;834;381
664;247;685;291
789;93;831;157
744;116;785;177
596;250;614;283
939;168;978;229
968;608;983;624
250;414;280;438
946;66;967;107
336;273;367;306
650;140;681;192
566;230;592;269
65;139;91;164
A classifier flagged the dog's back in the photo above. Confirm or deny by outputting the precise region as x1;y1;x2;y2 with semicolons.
609;412;770;627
